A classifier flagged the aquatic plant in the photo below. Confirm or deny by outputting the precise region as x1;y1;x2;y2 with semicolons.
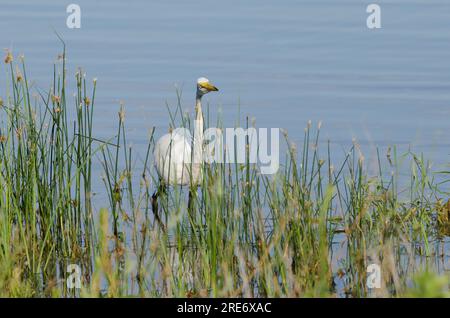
0;47;448;297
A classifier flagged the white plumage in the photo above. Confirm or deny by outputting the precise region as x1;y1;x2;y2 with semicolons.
154;77;218;187
154;128;195;185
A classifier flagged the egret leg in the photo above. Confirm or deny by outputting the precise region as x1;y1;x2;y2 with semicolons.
151;182;166;232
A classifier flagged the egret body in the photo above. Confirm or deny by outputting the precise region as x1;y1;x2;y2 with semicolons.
152;78;218;224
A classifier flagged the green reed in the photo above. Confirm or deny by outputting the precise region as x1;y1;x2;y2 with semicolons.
0;48;448;297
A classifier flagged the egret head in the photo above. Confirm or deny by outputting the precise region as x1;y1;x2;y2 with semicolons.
197;77;218;97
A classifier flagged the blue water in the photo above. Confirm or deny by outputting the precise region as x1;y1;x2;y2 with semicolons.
1;1;449;294
1;0;449;170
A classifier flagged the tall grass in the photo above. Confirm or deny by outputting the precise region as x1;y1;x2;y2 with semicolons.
0;48;448;297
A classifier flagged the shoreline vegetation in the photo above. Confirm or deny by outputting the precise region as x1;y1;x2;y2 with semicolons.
0;47;449;297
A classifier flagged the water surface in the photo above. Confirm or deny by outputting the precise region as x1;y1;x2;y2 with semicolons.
1;0;449;173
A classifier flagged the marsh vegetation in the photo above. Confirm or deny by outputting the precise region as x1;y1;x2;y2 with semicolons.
0;48;448;297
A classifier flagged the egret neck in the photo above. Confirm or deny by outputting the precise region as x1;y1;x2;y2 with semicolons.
193;92;204;164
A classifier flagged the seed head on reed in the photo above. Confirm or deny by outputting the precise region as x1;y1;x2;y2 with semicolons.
15;127;23;139
118;109;125;122
16;68;23;82
4;50;13;64
51;95;61;105
289;141;296;151
358;155;365;166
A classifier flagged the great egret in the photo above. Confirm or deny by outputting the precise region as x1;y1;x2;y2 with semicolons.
152;77;218;224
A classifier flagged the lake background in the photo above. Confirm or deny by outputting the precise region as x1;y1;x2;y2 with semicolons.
1;0;449;181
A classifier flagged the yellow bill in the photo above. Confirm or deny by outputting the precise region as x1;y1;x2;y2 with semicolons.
199;81;219;92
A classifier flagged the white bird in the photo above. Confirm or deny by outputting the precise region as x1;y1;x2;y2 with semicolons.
152;77;218;220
